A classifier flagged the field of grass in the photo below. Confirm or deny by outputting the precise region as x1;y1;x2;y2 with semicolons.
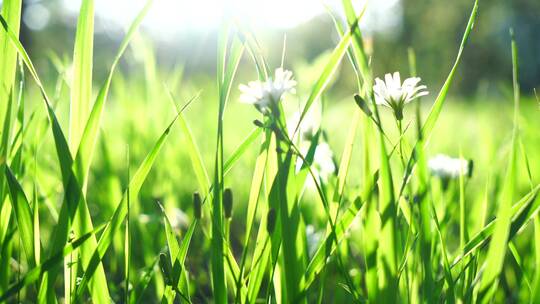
1;0;540;303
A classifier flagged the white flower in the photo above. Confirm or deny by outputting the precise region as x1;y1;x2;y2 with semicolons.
428;154;470;179
306;225;323;257
287;108;321;142
239;68;296;114
170;208;189;229
138;213;152;224
373;72;428;119
296;142;336;182
313;142;336;179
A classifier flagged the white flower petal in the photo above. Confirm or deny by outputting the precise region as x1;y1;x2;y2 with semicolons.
402;77;421;88
239;68;296;113
428;154;469;179
392;71;401;87
372;72;428;115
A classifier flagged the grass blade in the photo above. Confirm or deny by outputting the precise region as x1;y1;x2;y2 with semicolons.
211;24;244;303
4;166;37;268
0;224;107;302
451;184;539;270
73;100;189;301
292;15;360;136
478;29;520;297
0;0;22;122
398;0;479;198
68;0;94;153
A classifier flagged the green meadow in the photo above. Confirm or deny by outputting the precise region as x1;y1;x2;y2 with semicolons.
0;0;539;302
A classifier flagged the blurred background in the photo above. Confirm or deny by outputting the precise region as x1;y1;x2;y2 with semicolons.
7;0;539;212
10;0;540;97
4;0;539;222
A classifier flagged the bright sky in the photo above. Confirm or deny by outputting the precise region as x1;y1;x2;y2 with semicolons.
56;0;402;37
2;0;403;39
61;0;326;32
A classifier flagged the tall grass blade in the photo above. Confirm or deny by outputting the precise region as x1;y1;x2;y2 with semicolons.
158;202;191;302
70;3;153;300
72;111;183;301
478;29;520;298
293;14;361;136
75;0;154;190
68;0;94;153
211;24;244;303
398;0;479;197
0;0;22;122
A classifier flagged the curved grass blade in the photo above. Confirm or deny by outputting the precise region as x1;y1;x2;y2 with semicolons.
73;99;190;301
131;255;160;304
237;28;269;80
4;165;37;268
69;2;154;300
166;89;210;196
0;13;107;302
420;0;478;139
1;4;154;301
224;127;262;175
0;223;106;302
75;0;154;189
451;184;540;270
292;15;361;138
157;202;191;302
398;0;479;198
302;172;377;290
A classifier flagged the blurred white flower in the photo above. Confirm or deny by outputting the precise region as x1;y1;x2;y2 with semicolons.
313;142;336;179
428;154;470;179
239;68;296;114
170;208;190;229
138;213;152;224
373;72;428;119
306;225;323;257
287;108;321;142
296;142;336;182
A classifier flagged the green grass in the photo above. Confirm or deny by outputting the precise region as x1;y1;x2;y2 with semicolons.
1;0;540;302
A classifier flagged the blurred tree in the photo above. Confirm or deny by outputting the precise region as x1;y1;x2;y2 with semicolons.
396;0;539;94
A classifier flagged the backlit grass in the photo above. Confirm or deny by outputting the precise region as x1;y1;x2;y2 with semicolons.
1;0;539;303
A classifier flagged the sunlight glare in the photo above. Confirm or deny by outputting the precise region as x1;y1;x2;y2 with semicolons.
61;0;402;39
62;0;329;35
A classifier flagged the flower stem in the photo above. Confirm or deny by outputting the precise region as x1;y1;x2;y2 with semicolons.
396;119;406;167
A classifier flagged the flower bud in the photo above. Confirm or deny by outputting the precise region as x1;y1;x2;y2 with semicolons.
267;208;277;234
159;252;173;286
193;192;202;219
68;230;75;243
223;188;233;219
468;159;474;178
354;94;372;117
253;119;265;128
